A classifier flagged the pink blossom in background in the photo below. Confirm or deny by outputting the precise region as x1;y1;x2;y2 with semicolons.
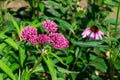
49;33;69;50
37;34;50;44
21;26;38;45
82;25;104;40
42;20;58;33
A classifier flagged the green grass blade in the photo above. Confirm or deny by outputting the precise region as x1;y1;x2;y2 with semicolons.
50;52;67;66
10;14;20;39
19;46;26;67
55;18;74;34
5;37;18;50
0;60;16;80
42;55;57;80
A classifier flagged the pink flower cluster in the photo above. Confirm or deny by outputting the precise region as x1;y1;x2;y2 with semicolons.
37;34;50;44
49;33;69;50
21;20;69;50
42;20;58;33
21;26;38;45
21;26;50;45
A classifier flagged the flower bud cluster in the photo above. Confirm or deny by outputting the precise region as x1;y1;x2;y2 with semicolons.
21;20;69;50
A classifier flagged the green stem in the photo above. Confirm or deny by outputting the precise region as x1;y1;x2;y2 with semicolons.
72;47;83;70
18;68;21;80
109;4;120;80
109;53;114;80
69;0;78;37
114;44;120;62
68;12;74;37
29;55;42;73
115;3;120;34
37;0;41;18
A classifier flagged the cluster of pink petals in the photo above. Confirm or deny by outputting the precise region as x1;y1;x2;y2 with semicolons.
21;20;69;50
37;34;50;44
21;26;38;45
82;27;104;40
49;33;69;50
42;20;58;33
21;26;50;45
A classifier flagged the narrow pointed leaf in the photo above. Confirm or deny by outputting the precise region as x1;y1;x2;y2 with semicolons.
0;60;16;80
55;18;74;34
50;52;67;66
56;66;79;74
39;2;44;13
19;46;26;67
43;55;57;80
75;41;108;47
5;37;18;50
10;14;20;38
89;58;107;72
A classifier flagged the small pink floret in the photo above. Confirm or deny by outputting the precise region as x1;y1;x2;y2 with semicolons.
37;34;50;44
21;26;38;45
42;20;58;33
49;33;69;50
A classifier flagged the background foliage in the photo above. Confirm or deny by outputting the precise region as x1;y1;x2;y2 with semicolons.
0;0;120;80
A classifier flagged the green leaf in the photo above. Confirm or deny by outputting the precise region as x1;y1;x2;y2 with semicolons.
89;54;97;60
10;14;20;39
103;37;117;42
77;62;84;68
75;41;108;47
47;9;61;17
56;66;79;74
66;0;72;7
19;46;26;67
10;63;19;71
32;64;44;73
115;61;120;70
75;47;80;58
39;2;44;13
0;73;3;80
42;55;57;80
104;0;119;7
0;33;7;39
55;18;74;34
0;29;8;36
21;68;30;80
0;60;16;80
0;43;7;51
89;58;107;72
35;22;42;28
108;18;120;25
21;69;26;80
46;1;68;13
66;55;73;64
46;1;60;8
4;37;18;50
87;20;95;27
70;73;78;80
57;78;64;80
50;52;67;66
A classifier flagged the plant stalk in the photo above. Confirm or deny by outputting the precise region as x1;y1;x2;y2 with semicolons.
29;55;42;73
18;68;21;80
72;47;83;70
109;52;114;80
115;3;120;35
